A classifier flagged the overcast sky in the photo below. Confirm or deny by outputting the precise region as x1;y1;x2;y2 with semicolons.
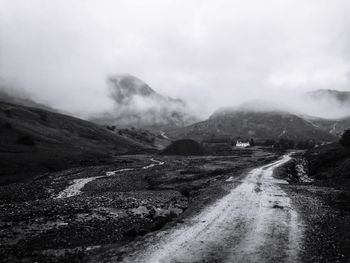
1;0;350;118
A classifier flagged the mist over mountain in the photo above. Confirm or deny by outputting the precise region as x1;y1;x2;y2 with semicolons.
306;89;350;105
0;85;56;113
91;74;199;129
1;76;350;140
211;101;294;116
294;89;350;119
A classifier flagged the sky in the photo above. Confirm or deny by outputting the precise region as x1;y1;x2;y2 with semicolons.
1;0;350;118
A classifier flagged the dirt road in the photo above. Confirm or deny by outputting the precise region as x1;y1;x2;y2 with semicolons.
121;154;304;263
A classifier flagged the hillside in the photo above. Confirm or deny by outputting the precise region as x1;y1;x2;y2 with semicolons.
303;115;350;137
0;101;148;184
167;108;336;143
91;74;198;129
305;143;350;182
106;126;171;150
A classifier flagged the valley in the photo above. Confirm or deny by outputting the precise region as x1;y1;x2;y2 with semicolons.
0;148;280;262
1;89;350;263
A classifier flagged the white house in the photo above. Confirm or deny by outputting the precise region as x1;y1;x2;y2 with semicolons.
236;141;250;148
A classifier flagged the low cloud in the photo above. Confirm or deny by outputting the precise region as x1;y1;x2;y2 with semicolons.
1;0;350;119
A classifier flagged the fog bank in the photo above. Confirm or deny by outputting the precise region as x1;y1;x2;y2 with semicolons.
1;0;350;119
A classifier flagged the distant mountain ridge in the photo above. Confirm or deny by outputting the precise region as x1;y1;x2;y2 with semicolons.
2;83;349;149
167;105;337;143
92;74;198;129
302;115;350;137
108;74;185;105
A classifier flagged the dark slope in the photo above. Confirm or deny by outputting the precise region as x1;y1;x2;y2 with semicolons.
305;143;350;181
303;115;350;137
168;109;336;143
0;101;148;184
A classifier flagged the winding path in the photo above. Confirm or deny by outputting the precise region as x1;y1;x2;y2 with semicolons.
55;158;165;199
122;154;304;263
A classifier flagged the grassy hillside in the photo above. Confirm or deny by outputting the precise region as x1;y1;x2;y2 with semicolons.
0;101;148;184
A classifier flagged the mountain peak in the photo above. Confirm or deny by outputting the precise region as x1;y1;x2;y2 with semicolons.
92;74;198;129
107;74;157;105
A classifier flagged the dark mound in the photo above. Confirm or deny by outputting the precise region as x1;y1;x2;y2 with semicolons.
160;139;204;156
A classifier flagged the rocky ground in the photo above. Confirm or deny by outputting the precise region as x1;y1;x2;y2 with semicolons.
275;147;350;263
0;148;278;262
283;184;350;263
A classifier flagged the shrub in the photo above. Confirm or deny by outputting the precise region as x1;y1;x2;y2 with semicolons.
17;135;36;146
340;129;350;147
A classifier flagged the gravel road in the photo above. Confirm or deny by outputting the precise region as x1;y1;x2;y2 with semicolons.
121;154;303;263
